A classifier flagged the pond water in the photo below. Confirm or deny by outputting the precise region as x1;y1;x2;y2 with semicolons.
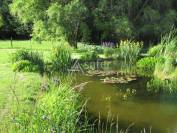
74;61;177;133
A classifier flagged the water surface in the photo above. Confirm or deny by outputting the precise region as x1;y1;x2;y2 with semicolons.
75;61;177;133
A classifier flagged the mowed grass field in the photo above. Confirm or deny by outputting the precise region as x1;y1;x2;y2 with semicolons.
0;40;47;131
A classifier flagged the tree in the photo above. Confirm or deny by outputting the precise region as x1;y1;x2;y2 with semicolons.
0;0;30;39
0;13;3;28
11;0;88;48
10;0;177;45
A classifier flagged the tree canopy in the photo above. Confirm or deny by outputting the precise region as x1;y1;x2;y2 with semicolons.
0;0;30;39
2;0;177;45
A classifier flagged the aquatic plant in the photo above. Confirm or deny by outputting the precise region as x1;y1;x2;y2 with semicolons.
117;40;143;64
136;57;164;76
153;28;177;79
147;78;177;94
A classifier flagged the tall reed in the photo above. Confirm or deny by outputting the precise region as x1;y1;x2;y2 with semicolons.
117;40;143;64
50;40;72;74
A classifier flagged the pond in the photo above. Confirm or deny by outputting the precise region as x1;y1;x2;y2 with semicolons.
74;61;177;133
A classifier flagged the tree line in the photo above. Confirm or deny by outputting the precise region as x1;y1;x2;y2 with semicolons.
1;0;177;46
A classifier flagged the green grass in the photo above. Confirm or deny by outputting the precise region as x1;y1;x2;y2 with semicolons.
0;40;52;50
0;44;42;131
0;40;85;132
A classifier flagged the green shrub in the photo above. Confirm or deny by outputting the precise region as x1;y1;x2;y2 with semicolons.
148;44;164;57
12;49;45;75
12;49;31;62
13;60;38;72
51;41;72;73
117;40;143;63
136;57;163;75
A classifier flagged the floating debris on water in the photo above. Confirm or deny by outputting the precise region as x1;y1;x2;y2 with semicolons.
101;76;137;84
86;70;119;77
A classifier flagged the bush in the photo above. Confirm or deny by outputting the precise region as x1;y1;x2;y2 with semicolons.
136;57;163;75
12;49;45;75
148;44;164;57
12;49;31;62
117;40;143;63
13;60;38;72
51;41;72;73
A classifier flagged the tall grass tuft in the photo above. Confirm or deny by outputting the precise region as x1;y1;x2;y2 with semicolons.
11;77;83;133
50;40;72;74
153;28;177;79
117;40;143;64
147;78;177;94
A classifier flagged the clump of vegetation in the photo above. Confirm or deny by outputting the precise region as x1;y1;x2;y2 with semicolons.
104;47;115;58
117;40;143;63
136;57;164;76
153;29;177;79
13;60;38;72
80;51;99;61
142;29;177;94
147;78;177;94
50;41;72;73
77;43;103;54
12;49;45;75
11;80;83;132
148;44;164;57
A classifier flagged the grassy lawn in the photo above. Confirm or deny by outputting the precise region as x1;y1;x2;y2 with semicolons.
0;40;52;50
0;40;88;132
0;42;42;131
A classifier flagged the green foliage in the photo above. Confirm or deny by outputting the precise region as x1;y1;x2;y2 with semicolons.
94;1;134;40
12;49;45;75
10;0;177;43
80;51;99;61
137;57;160;75
10;0;88;47
0;0;31;38
12;81;83;133
147;78;177;94
118;40;143;63
148;44;165;57
0;13;3;28
104;47;115;58
77;43;103;54
13;60;38;72
152;29;177;79
51;41;72;73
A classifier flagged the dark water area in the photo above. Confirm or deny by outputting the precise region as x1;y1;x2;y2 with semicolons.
74;61;177;133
